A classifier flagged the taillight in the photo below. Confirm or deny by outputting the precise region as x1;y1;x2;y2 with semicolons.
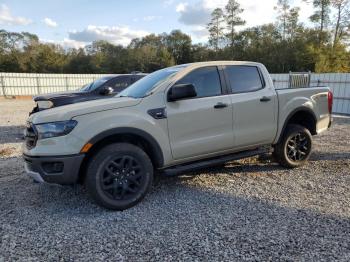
328;91;333;114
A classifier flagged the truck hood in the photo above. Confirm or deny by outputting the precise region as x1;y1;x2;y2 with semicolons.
34;91;83;101
33;91;98;109
29;97;141;124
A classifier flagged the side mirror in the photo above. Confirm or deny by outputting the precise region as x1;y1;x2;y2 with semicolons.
99;86;114;95
167;83;197;102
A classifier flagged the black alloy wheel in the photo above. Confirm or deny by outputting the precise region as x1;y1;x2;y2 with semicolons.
273;124;313;168
85;143;153;210
286;132;310;162
100;155;144;201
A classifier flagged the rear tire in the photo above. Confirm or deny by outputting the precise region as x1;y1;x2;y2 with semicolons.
85;143;153;210
273;124;312;168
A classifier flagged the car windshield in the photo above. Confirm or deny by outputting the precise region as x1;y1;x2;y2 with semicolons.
80;76;115;92
117;65;187;98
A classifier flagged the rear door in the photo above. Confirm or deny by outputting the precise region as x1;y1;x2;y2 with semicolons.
166;66;234;160
223;65;277;148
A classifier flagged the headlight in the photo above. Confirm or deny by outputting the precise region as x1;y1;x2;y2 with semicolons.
37;101;54;109
35;120;77;139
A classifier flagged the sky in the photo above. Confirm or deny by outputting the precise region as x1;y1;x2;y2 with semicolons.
0;0;315;48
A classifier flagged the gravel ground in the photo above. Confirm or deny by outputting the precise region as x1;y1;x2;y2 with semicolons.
0;98;350;261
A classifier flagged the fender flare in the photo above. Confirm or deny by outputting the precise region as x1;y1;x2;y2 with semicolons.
88;127;164;167
277;106;317;143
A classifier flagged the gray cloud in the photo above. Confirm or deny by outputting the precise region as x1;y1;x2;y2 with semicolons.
68;25;149;46
177;4;211;26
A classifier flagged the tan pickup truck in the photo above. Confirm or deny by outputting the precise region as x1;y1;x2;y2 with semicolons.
23;61;333;210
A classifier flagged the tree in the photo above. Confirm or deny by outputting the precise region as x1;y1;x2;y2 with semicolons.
275;0;291;40
207;8;225;53
165;30;192;64
129;34;164;49
286;7;302;39
306;0;331;44
64;48;92;73
225;0;245;58
331;0;350;48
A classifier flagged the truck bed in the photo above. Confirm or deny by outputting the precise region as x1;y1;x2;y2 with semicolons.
274;86;331;143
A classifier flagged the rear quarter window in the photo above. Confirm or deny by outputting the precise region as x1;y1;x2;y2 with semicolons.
225;66;264;93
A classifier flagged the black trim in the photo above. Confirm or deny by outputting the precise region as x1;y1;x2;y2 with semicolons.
162;147;270;176
88;127;164;167
24;122;38;149
277;107;317;143
218;66;230;95
148;108;167;119
23;154;85;184
257;67;266;88
260;96;271;102
214;102;228;109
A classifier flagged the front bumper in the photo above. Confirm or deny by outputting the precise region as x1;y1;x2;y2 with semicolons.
23;154;85;185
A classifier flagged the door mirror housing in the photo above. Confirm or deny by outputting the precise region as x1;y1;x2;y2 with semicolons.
167;83;197;102
99;86;114;95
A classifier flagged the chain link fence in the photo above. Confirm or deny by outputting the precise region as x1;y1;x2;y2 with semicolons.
0;72;349;115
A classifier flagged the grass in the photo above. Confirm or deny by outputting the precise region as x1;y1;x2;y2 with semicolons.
0;147;15;157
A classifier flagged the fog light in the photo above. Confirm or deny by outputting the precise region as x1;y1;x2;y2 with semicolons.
42;162;64;174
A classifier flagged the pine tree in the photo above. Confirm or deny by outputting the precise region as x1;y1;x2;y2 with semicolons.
225;0;245;58
207;8;225;53
331;0;350;48
309;0;331;44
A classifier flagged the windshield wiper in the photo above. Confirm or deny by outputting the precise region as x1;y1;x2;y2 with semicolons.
118;95;136;98
141;91;153;98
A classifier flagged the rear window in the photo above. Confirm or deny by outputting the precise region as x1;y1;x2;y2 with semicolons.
225;66;263;93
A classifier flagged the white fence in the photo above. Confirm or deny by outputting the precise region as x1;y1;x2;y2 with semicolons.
0;72;349;115
271;73;350;115
0;73;110;96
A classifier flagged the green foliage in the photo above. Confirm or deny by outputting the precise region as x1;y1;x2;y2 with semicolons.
165;30;192;64
0;0;349;74
225;0;245;58
207;8;225;52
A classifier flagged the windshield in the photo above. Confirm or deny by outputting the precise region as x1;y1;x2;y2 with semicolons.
80;76;115;92
117;65;187;98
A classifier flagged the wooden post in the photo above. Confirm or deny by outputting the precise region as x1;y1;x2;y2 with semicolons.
65;76;69;91
36;76;41;95
1;75;6;97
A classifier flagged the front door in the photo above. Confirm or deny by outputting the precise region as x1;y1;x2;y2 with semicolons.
166;66;234;160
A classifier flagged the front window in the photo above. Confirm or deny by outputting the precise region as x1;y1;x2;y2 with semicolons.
118;65;187;98
80;76;114;92
175;66;222;98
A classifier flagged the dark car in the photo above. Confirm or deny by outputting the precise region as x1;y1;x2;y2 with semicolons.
31;73;146;114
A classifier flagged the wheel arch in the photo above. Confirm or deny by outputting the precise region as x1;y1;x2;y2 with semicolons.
78;127;164;183
277;107;317;143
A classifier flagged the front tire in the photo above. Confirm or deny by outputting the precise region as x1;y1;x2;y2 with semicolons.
273;124;312;168
85;143;153;210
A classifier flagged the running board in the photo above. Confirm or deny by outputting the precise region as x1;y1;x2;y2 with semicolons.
162;147;270;176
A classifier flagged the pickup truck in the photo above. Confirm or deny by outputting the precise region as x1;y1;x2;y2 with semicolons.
31;73;146;114
23;61;332;210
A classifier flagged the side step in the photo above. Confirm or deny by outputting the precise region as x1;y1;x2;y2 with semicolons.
162;147;270;176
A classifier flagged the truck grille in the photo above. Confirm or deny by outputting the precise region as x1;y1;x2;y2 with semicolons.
25;122;37;149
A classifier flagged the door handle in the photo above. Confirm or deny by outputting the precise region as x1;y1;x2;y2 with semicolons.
214;102;228;109
260;96;271;102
